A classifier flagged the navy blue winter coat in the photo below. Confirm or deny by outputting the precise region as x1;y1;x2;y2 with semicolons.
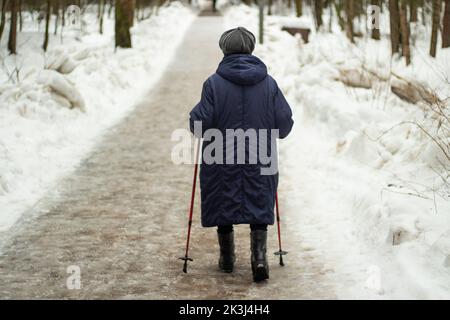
189;54;293;227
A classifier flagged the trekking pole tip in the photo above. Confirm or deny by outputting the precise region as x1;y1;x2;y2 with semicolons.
274;250;287;266
179;256;193;273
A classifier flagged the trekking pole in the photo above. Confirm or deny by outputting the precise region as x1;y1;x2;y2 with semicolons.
274;192;288;266
179;137;201;273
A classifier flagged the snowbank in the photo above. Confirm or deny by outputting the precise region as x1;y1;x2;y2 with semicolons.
224;4;450;299
0;2;195;232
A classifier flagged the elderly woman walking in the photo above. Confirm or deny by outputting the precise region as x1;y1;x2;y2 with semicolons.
189;27;293;282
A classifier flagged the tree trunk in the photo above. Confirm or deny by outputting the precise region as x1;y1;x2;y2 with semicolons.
430;0;442;57
421;0;426;25
135;0;140;20
54;0;59;35
268;0;272;15
334;0;345;30
43;0;51;51
100;0;106;34
128;0;135;27
328;0;333;32
409;0;418;21
371;0;381;40
8;0;17;54
314;0;323;30
389;0;401;54
108;0;114;18
18;0;22;31
140;0;146;20
295;0;302;17
399;0;411;64
61;0;65;27
0;0;8;42
345;0;354;43
354;0;364;17
442;0;450;48
259;0;264;44
115;0;132;48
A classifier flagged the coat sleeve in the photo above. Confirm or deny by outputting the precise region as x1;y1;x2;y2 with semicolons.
273;82;294;139
189;79;215;137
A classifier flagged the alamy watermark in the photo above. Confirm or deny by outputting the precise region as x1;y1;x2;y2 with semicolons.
171;121;279;175
66;265;81;290
66;5;82;30
367;5;381;30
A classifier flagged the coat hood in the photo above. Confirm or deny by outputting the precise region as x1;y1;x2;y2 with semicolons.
216;54;268;86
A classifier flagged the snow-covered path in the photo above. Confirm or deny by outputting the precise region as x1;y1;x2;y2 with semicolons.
0;14;335;299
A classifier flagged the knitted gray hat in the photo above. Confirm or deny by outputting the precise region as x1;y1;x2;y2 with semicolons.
219;27;256;55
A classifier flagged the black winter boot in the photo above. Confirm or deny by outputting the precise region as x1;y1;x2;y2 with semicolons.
218;231;235;273
250;230;269;282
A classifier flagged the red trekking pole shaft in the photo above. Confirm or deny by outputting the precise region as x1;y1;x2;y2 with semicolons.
274;191;287;266
275;193;282;250
180;138;201;273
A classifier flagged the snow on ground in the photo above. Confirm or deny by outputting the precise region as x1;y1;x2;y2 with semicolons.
224;4;450;299
0;2;194;232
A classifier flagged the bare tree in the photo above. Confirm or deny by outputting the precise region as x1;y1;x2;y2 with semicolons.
61;0;65;27
295;0;302;17
135;0;140;20
389;0;401;54
54;0;59;35
99;0;106;34
353;0;364;17
409;0;418;22
108;0;114;18
314;0;323;30
328;0;333;32
18;0;22;31
399;0;411;64
442;0;450;48
115;0;132;48
43;0;51;51
345;0;354;43
430;0;442;57
371;0;381;40
8;0;17;54
0;0;8;42
421;0;427;25
334;0;346;30
128;0;135;27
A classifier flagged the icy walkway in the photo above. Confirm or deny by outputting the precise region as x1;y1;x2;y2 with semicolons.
0;15;335;299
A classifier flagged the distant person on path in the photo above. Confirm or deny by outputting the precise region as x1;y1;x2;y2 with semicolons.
189;27;293;282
